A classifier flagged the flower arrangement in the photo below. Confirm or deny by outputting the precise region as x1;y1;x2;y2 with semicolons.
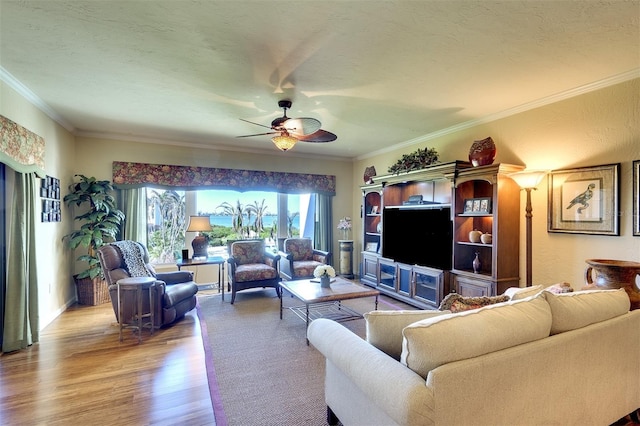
337;216;352;239
313;264;336;278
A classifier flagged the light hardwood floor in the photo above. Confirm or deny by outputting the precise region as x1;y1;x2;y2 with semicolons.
0;297;216;425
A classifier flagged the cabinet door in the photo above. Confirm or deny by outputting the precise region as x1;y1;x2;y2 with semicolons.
454;274;495;297
398;263;412;296
378;258;398;290
412;265;443;308
361;252;378;287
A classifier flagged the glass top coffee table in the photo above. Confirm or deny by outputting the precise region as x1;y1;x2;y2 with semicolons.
279;277;380;344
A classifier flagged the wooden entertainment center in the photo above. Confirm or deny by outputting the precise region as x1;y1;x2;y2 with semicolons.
360;161;524;309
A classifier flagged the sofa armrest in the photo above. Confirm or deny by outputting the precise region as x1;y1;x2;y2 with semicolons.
278;251;294;279
278;250;294;261
308;318;433;425
264;251;280;268
155;270;194;285
312;249;331;265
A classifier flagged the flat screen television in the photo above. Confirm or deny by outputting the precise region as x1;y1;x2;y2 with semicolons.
382;205;452;270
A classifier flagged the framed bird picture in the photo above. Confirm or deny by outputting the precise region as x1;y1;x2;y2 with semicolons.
547;163;620;235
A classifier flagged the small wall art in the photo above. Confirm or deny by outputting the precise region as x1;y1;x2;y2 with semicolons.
41;175;61;222
547;163;620;235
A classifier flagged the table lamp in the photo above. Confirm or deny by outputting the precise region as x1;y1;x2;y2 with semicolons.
186;215;212;259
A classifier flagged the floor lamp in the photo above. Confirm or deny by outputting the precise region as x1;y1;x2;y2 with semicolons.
510;170;548;287
186;215;212;259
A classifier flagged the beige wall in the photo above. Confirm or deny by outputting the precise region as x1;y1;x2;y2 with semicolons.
353;78;640;290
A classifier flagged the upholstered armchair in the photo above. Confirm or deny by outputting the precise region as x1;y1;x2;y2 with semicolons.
227;240;281;304
279;238;332;280
97;241;198;328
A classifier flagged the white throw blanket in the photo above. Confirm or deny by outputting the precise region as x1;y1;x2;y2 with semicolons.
112;241;155;277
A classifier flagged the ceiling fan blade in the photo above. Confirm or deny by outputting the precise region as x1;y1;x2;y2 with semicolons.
296;129;337;143
239;118;274;130
236;131;279;138
284;117;321;135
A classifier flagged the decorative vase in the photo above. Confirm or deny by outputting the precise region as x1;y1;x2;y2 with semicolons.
472;252;481;273
480;233;493;244
469;230;483;243
320;275;331;288
584;259;640;310
469;136;496;167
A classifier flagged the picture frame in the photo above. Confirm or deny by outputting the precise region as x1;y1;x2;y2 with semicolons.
365;242;378;252
463;199;474;213
463;197;491;215
371;205;379;214
547;163;620;235
633;160;639;236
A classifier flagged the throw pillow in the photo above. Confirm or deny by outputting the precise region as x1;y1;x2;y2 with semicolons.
543;288;630;335
438;293;510;313
545;282;573;294
364;310;451;360
503;284;543;300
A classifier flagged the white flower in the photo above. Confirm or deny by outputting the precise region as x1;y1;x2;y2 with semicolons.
337;217;352;231
313;264;336;278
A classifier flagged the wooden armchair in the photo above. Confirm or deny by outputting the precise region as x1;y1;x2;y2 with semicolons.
279;238;332;280
227;240;281;304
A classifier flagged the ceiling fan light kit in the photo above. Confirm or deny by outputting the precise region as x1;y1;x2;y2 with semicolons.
238;100;337;151
272;132;298;151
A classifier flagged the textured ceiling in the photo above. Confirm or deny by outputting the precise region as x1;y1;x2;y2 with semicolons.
1;1;638;159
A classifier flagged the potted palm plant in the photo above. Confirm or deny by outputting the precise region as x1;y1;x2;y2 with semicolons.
63;175;124;305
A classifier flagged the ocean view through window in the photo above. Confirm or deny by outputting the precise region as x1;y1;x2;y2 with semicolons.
146;188;310;263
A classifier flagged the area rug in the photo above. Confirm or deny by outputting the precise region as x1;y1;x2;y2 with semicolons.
197;288;410;426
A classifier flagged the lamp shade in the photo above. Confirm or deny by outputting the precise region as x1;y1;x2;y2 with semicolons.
510;170;548;189
186;216;211;259
186;215;212;232
272;134;298;151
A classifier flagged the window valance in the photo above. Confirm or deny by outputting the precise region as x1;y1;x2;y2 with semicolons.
112;161;336;195
0;115;45;176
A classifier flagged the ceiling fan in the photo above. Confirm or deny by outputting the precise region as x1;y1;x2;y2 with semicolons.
237;100;337;151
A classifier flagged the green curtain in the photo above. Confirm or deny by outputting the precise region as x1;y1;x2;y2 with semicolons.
3;171;39;353
314;194;333;255
118;187;147;244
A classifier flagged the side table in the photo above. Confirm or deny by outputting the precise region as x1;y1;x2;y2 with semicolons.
176;256;226;300
117;277;156;343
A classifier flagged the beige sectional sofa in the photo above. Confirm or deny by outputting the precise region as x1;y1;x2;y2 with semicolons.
307;288;640;426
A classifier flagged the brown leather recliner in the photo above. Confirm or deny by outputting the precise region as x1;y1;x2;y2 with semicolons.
97;241;198;328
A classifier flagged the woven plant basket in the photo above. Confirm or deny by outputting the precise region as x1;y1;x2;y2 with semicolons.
75;276;110;305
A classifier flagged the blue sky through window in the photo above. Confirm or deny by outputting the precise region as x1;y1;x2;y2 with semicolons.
196;190;299;215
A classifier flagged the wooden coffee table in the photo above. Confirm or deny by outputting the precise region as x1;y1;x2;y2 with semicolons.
279;277;380;344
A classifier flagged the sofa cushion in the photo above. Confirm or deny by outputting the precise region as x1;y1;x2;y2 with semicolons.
543;288;630;335
364;310;451;360
401;294;552;379
503;284;543;300
438;293;509;313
